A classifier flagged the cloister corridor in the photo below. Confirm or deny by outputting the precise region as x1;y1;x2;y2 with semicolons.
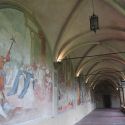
0;0;125;125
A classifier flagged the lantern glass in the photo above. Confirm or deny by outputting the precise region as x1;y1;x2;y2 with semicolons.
90;14;99;33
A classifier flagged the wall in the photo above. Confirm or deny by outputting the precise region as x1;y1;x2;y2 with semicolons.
95;94;120;108
111;95;120;108
17;102;95;125
95;94;104;108
94;82;120;109
0;7;53;125
0;5;95;125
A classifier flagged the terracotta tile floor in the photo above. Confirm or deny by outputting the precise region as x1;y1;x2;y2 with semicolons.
75;109;125;125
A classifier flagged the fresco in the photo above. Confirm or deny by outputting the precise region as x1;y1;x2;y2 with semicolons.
57;59;92;112
57;61;74;113
75;76;92;105
0;8;53;125
0;6;93;125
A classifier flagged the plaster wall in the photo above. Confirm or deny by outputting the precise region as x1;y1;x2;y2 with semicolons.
17;102;95;125
111;95;120;108
96;94;120;108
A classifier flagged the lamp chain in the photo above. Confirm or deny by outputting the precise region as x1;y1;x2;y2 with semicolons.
92;0;95;14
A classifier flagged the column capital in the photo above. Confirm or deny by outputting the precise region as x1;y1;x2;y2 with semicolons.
121;80;125;88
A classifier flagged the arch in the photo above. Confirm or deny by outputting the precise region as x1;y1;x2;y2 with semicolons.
85;68;124;85
76;55;125;76
85;60;124;77
54;0;87;59
0;1;41;28
90;73;121;86
56;27;125;61
92;79;119;99
89;75;120;92
93;79;118;91
0;2;50;65
76;40;125;73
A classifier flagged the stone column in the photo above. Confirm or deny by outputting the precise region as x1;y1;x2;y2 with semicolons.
120;80;125;111
119;85;124;108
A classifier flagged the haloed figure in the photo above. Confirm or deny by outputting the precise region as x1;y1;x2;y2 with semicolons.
0;55;10;118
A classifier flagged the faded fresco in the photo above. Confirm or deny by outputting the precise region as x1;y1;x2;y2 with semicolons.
0;6;93;125
76;76;92;105
57;60;75;112
57;59;92;112
0;8;53;125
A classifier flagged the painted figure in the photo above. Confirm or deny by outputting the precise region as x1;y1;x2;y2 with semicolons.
44;69;52;101
7;66;36;99
0;37;16;118
18;68;34;98
7;69;24;96
0;55;10;118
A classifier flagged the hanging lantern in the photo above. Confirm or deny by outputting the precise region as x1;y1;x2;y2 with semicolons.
89;0;99;33
90;14;99;33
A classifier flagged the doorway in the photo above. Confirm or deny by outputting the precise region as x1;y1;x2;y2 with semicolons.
103;95;111;108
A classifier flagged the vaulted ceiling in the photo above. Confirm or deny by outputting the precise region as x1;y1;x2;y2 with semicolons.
2;0;125;87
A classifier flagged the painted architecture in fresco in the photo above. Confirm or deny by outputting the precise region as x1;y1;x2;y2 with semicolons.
53;57;92;114
0;7;53;125
76;76;91;105
57;60;75;113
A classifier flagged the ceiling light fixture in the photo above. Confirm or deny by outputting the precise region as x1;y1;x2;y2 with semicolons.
90;0;99;33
